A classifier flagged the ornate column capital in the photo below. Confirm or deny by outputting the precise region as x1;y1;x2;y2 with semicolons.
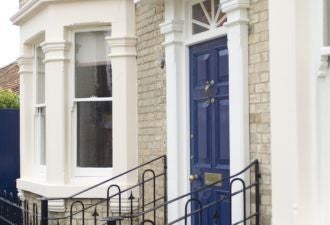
40;41;71;63
17;56;33;75
221;0;249;27
160;20;184;35
106;36;137;58
221;0;249;12
159;20;184;46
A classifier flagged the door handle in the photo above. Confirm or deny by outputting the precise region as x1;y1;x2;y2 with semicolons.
189;174;199;182
204;80;215;94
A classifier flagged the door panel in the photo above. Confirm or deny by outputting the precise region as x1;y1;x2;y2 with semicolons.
195;53;211;87
190;37;230;225
215;99;230;166
195;100;212;165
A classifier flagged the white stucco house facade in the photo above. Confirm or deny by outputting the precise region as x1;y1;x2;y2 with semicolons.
9;0;330;224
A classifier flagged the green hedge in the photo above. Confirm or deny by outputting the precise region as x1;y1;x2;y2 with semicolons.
0;89;19;109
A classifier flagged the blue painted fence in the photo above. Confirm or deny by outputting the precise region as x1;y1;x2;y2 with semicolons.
0;109;20;195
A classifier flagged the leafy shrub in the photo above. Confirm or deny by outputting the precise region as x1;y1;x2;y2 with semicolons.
0;89;19;109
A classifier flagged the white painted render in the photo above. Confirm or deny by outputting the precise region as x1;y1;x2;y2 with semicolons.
269;0;328;224
13;0;138;198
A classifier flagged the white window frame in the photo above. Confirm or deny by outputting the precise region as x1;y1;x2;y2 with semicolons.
33;44;46;176
70;27;113;178
188;0;227;39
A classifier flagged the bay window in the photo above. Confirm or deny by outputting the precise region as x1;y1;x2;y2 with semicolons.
73;28;112;175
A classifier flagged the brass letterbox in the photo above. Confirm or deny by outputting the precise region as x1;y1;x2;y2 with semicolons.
204;172;223;187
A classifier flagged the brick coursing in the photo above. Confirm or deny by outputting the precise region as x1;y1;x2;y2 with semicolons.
136;2;166;164
135;3;166;224
248;0;271;224
22;191;138;225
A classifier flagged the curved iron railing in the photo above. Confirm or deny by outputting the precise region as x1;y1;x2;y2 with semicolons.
1;157;260;225
136;159;260;225
0;188;39;225
39;155;168;225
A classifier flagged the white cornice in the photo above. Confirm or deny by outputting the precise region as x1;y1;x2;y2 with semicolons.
11;0;106;25
11;0;47;25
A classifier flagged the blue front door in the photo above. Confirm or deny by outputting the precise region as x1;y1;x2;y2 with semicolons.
189;37;230;225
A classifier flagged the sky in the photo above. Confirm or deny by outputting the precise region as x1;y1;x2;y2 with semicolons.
0;2;19;68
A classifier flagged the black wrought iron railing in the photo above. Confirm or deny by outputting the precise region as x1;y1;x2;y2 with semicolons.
0;188;39;225
0;156;260;225
136;159;260;225
40;155;168;225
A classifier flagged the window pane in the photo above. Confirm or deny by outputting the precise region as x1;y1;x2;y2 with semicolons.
38;107;46;165
193;23;209;34
75;31;112;98
77;101;112;168
36;47;45;104
202;0;212;20
35;107;46;165
192;3;209;25
214;0;220;18
217;13;227;27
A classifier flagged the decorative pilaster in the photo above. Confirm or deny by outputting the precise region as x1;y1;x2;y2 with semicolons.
40;41;71;184
160;0;184;221
106;36;138;185
221;0;250;223
17;56;34;179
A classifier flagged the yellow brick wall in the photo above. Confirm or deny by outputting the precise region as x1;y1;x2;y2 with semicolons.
136;2;167;164
248;0;271;224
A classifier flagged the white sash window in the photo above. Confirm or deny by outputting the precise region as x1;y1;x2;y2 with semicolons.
34;45;46;170
72;28;113;176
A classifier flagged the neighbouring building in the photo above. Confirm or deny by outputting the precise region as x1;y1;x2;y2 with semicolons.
0;62;19;93
8;0;330;225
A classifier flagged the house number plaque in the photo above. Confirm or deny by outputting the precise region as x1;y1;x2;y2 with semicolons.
204;172;223;187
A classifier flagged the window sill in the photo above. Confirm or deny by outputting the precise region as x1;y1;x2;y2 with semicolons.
17;177;132;199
